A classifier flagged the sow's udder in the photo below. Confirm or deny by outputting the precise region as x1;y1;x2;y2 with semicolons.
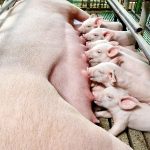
49;24;98;123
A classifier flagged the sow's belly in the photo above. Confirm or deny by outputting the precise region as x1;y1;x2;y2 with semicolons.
0;68;95;150
49;25;97;123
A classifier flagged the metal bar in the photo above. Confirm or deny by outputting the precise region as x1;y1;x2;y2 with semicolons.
107;0;150;61
0;0;16;15
139;0;150;30
123;0;129;10
107;0;142;33
147;15;150;30
87;0;91;8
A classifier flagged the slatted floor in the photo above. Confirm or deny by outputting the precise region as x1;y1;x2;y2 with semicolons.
97;117;150;150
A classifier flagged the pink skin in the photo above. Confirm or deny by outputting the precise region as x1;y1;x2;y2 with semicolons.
78;14;123;34
88;62;150;103
94;87;150;136
86;40;119;49
78;15;102;34
86;40;135;52
86;43;115;59
91;82;105;91
117;46;148;62
92;84;105;100
0;1;134;149
124;45;136;51
86;43;149;66
50;24;99;123
84;27;136;46
109;48;150;80
85;43;114;66
79;35;87;44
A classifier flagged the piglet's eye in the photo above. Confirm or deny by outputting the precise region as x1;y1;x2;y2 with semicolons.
98;70;103;74
94;34;98;36
107;95;113;99
97;50;101;53
87;25;91;28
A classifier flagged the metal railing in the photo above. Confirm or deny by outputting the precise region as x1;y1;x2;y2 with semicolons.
0;0;17;15
107;0;150;61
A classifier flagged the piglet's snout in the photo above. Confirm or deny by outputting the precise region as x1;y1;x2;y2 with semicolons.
93;90;102;101
92;91;99;99
87;67;93;78
85;51;92;61
94;100;101;106
83;34;92;42
86;42;91;48
78;26;87;35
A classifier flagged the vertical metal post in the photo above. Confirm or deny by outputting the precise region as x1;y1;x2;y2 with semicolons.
0;0;16;14
0;0;4;5
87;0;91;8
107;0;142;32
124;0;130;10
107;0;150;61
139;0;150;30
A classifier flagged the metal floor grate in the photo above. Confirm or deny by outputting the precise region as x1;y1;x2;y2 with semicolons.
98;117;150;150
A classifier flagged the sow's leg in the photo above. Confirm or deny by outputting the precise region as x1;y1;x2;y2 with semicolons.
49;23;97;122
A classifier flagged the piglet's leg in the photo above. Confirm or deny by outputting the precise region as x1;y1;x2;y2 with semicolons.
108;120;127;136
95;110;112;118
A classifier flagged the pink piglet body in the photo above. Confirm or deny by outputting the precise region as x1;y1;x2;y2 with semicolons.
94;87;150;136
84;28;135;46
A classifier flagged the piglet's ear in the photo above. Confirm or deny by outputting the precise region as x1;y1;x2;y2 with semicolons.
108;70;117;86
109;41;119;46
103;31;114;41
94;18;103;28
119;96;140;110
107;47;119;58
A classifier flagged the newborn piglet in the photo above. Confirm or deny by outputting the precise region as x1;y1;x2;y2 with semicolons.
109;47;150;80
84;27;135;46
85;43;147;66
88;62;150;104
78;14;123;34
86;40;118;49
94;86;150;136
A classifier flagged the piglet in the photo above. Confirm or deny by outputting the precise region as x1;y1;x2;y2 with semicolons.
109;47;150;80
78;14;123;34
94;86;150;136
84;27;136;46
86;40;119;49
85;43;147;66
88;62;150;104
